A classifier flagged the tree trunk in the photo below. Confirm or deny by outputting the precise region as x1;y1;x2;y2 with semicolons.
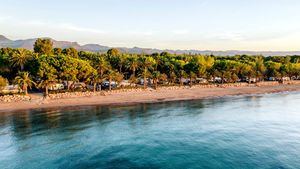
190;77;192;87
93;82;97;92
154;79;157;90
180;77;183;87
70;81;75;91
24;85;28;95
45;85;49;97
221;73;224;84
67;81;70;90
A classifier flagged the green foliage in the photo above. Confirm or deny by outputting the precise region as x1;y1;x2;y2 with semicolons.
10;48;32;71
53;48;62;55
0;51;10;76
36;57;58;96
104;69;123;90
62;47;78;58
1;38;300;93
34;38;53;55
14;72;36;95
126;55;139;76
265;61;282;78
107;48;120;57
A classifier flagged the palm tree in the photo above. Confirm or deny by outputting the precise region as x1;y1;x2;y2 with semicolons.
178;70;187;86
242;64;255;83
139;68;151;89
88;72;100;92
104;69;123;91
11;48;31;71
14;72;36;95
139;56;155;71
115;72;124;84
152;54;161;71
138;56;155;89
38;79;56;97
98;57;110;76
128;75;137;86
254;57;266;82
127;56;139;77
105;69;117;91
97;57;110;90
169;71;177;85
213;60;228;84
160;73;168;85
118;54;126;73
188;72;196;87
152;71;161;89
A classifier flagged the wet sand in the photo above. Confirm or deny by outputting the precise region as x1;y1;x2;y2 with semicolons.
0;84;300;112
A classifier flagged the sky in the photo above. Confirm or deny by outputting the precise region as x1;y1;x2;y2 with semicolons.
1;0;300;51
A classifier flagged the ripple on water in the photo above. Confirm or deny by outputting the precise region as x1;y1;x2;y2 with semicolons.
1;92;300;169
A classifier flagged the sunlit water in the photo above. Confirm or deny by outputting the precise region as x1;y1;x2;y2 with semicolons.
1;92;300;169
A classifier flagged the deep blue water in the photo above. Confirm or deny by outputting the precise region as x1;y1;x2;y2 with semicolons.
1;92;300;169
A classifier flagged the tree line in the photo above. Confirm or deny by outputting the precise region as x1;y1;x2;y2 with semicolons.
1;38;300;96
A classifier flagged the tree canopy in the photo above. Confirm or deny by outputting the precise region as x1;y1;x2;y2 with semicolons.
0;39;300;94
34;38;53;55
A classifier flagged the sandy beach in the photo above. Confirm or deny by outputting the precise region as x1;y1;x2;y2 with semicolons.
0;83;300;113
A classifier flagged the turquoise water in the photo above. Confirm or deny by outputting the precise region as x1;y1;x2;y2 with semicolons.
1;92;300;169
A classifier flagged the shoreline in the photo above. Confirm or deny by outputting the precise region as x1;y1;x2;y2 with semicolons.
1;83;300;113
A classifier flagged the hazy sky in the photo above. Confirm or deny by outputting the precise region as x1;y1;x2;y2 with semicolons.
1;0;300;51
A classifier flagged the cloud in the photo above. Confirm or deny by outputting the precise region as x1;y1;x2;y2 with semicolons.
57;23;107;34
1;17;107;35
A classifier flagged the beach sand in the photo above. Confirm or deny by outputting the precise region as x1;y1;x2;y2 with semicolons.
1;84;300;112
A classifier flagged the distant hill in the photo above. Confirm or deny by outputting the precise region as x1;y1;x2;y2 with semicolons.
1;35;300;56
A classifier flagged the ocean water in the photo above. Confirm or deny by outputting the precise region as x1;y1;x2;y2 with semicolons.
1;92;300;169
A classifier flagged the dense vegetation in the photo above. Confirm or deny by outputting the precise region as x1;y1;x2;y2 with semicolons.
1;38;300;96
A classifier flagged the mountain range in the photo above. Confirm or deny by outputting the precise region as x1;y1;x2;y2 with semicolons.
1;35;300;56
